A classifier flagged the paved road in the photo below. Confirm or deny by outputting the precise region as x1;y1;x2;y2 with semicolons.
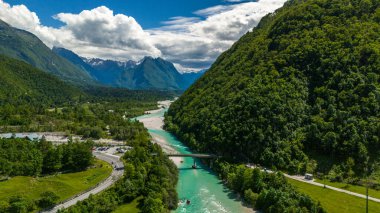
246;164;380;203
44;152;124;213
284;174;380;203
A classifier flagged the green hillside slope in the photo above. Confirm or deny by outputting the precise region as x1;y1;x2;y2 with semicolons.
0;20;94;84
0;54;81;104
166;0;380;177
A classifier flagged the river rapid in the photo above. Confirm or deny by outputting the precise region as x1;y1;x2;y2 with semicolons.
136;102;252;213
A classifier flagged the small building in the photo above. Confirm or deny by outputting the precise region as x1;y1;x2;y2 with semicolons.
0;133;42;141
305;173;314;180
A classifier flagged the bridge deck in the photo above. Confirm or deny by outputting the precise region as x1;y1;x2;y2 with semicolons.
166;153;217;158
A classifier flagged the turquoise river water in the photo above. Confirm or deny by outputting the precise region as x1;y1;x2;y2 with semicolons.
136;108;249;213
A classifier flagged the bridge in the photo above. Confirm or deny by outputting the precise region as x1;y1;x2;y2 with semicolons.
166;153;217;158
166;152;218;168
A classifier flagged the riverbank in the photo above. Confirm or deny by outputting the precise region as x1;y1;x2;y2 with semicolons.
138;100;172;130
137;100;184;166
136;100;255;213
150;132;183;166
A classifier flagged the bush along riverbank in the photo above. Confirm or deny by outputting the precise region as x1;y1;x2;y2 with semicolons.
213;160;326;212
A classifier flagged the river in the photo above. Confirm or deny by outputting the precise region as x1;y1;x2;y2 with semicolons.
136;102;252;213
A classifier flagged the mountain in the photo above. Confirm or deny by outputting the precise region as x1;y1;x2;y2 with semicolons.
51;47;97;78
166;0;380;177
0;20;94;84
0;54;81;104
119;56;184;90
82;58;136;86
54;47;204;90
180;70;206;89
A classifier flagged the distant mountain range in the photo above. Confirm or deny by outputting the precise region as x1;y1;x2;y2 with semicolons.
0;19;204;91
0;20;94;85
53;47;204;90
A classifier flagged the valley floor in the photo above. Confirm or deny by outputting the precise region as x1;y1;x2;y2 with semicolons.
146;100;380;213
0;159;112;211
284;174;380;203
112;197;142;213
137;101;255;213
288;178;380;213
136;100;184;166
46;152;124;213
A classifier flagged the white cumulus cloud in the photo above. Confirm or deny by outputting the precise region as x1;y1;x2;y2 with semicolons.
150;0;287;71
0;1;160;61
0;0;286;71
54;6;159;56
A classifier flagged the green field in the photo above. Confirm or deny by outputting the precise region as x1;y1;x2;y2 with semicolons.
112;197;142;213
288;178;380;213
0;159;112;204
314;179;380;199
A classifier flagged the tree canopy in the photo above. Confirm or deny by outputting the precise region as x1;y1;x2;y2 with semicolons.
166;0;380;179
61;126;178;213
0;138;93;176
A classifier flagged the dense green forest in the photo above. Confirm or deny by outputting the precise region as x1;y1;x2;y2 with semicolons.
0;105;181;213
0;138;93;177
0;53;174;136
0;54;82;105
0;49;179;210
166;0;380;183
60;126;178;213
215;161;325;212
82;86;178;102
0;138;93;211
0;48;179;212
0;100;158;140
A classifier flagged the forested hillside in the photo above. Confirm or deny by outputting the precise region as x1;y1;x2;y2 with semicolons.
166;0;380;180
0;54;174;132
0;20;94;84
0;54;82;104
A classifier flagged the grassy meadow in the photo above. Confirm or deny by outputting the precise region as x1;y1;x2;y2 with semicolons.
0;159;111;204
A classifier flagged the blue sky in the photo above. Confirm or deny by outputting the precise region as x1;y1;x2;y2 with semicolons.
5;0;246;28
0;0;286;71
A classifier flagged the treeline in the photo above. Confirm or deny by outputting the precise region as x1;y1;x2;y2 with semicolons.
0;54;174;132
0;54;81;106
0;100;157;140
0;191;60;212
82;86;179;102
58;102;157;140
165;0;380;181
60;129;178;213
0;138;93;176
0;54;174;107
215;162;325;212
